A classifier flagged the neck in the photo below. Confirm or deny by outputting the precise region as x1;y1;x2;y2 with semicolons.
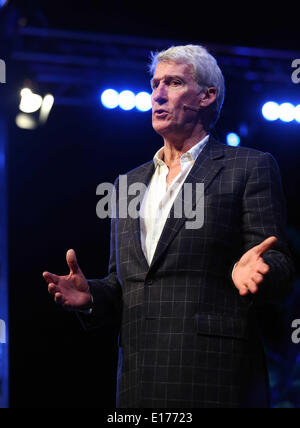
162;129;208;166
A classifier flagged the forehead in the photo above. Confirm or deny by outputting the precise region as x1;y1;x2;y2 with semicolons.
152;60;195;79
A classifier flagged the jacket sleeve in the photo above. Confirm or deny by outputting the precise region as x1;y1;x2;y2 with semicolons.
241;151;295;304
77;177;122;331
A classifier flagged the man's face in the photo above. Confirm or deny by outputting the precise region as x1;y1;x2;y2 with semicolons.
151;60;203;139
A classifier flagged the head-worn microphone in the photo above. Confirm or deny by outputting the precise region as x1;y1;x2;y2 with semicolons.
183;93;207;112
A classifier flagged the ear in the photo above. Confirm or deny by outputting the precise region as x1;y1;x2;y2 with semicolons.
199;87;217;107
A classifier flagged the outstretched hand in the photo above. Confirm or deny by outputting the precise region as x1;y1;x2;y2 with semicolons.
232;236;277;296
43;249;92;311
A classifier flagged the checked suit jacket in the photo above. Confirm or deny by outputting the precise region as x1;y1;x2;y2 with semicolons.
79;136;294;408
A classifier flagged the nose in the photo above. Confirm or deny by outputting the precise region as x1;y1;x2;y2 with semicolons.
152;83;168;105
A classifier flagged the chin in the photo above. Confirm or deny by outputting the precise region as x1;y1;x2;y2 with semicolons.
152;121;172;136
153;127;169;138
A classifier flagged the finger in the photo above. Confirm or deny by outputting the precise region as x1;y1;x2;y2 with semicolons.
253;273;264;284
48;283;59;296
255;236;277;256
43;271;59;284
239;284;249;296
63;302;74;312
257;263;270;275
66;249;80;275
245;279;258;294
54;292;64;305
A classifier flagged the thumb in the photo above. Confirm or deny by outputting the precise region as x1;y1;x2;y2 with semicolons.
255;236;278;256
66;249;80;274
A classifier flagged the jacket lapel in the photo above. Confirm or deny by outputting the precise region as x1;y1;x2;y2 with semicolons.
149;137;225;271
126;161;155;270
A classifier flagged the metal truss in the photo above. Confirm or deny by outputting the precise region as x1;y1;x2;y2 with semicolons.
8;25;300;106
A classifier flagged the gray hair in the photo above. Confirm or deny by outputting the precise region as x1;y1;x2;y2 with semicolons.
149;44;225;128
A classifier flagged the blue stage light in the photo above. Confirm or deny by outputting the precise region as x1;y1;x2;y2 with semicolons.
119;90;135;111
0;0;8;7
279;102;295;123
226;133;240;147
295;105;300;123
262;102;280;121
101;89;119;109
135;92;152;112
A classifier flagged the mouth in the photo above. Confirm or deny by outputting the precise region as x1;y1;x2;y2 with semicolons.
154;109;169;117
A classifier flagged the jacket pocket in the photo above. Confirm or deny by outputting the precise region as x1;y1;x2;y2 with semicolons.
194;313;248;340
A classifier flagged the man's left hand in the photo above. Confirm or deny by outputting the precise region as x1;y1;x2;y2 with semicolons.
232;236;277;296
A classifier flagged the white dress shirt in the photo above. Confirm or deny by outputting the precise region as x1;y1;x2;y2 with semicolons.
140;135;210;266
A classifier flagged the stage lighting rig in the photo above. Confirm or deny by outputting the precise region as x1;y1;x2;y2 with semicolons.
16;87;54;129
0;0;9;8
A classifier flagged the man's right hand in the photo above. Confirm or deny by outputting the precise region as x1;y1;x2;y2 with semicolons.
43;249;92;311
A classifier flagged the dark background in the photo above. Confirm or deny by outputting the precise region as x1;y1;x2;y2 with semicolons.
0;0;300;408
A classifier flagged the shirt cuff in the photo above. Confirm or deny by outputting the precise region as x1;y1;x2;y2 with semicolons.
232;262;238;280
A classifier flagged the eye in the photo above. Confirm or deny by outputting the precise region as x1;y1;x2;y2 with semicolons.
151;80;159;90
170;79;183;87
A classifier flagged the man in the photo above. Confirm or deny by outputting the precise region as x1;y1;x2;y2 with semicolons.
43;45;294;408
